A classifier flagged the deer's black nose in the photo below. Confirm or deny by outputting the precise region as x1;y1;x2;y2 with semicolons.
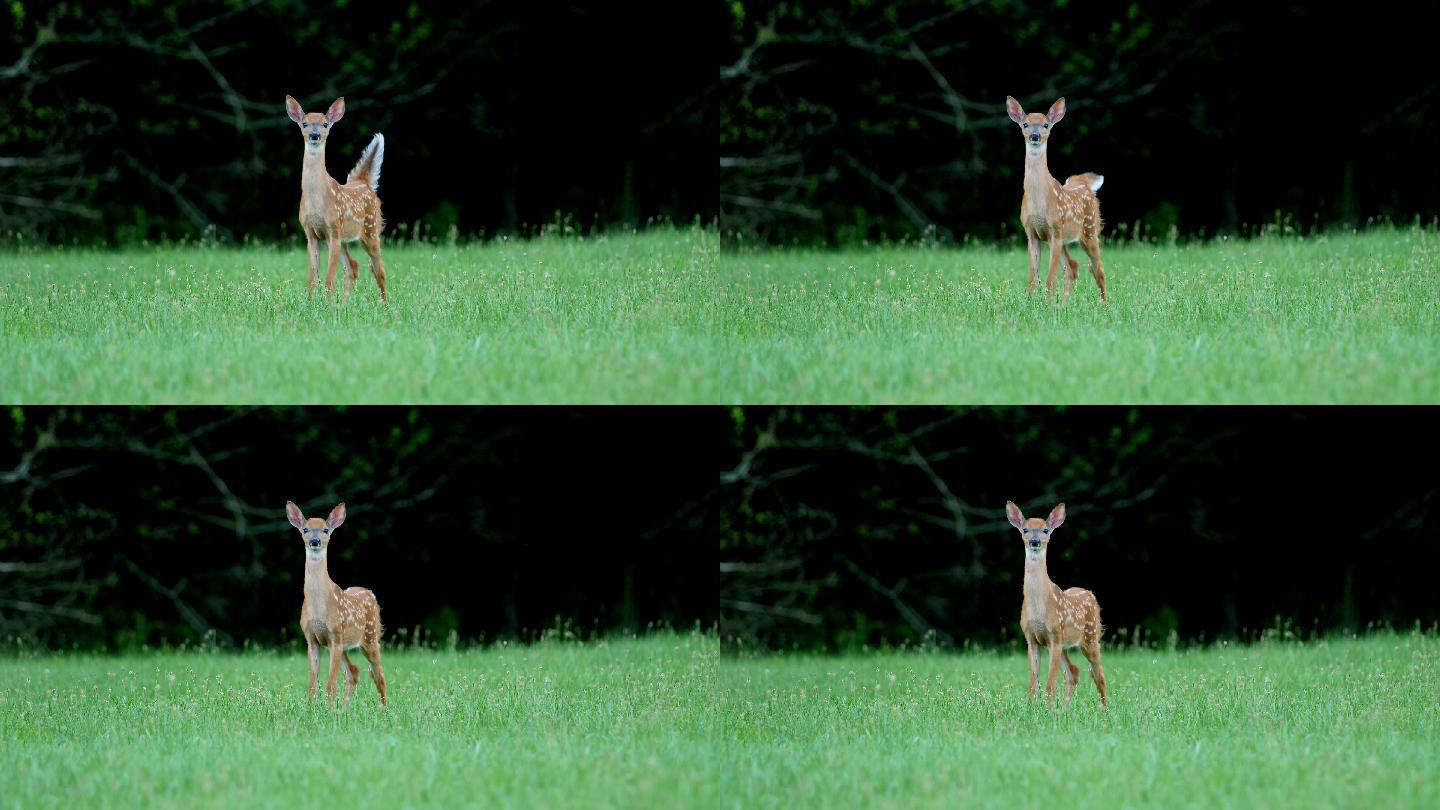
1029;133;1040;142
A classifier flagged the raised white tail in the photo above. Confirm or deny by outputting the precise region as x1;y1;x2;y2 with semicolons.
347;133;385;192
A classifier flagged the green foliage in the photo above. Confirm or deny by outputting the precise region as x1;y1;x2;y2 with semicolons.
0;1;708;243
719;1;1440;244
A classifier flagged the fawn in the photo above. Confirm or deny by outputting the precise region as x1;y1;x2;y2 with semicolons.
1005;501;1107;707
285;501;388;707
1005;96;1108;302
284;96;388;302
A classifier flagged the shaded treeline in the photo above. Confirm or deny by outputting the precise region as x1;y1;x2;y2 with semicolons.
719;407;1440;651
0;407;722;649
719;0;1440;245
1;0;713;244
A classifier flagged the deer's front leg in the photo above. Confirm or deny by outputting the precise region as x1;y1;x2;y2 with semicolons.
306;638;320;698
325;236;341;296
1026;235;1040;293
1026;639;1040;700
326;642;344;706
1046;236;1062;296
1045;641;1062;706
305;233;319;296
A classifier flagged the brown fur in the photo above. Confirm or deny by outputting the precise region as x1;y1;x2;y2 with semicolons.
1005;97;1108;302
286;501;387;707
284;96;387;302
1006;501;1108;708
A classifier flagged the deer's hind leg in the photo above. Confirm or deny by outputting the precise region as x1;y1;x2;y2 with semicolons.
1060;245;1081;297
1081;236;1107;303
360;640;387;707
342;651;360;700
1080;639;1107;707
360;232;387;304
340;244;361;299
1061;649;1081;702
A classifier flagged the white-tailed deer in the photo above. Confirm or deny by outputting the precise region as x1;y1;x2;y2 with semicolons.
286;501;387;707
1005;96;1107;302
284;96;388;302
1005;501;1107;707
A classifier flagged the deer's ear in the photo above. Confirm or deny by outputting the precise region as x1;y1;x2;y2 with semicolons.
1006;96;1026;125
1046;503;1066;530
325;97;345;124
1046;97;1066;124
285;501;305;529
1005;501;1025;529
285;96;304;124
326;502;347;529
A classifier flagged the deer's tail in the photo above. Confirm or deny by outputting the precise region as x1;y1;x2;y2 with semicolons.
347;133;385;192
1065;172;1104;193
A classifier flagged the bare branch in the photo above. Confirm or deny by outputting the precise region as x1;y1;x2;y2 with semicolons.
118;152;226;236
840;152;952;240
0;597;101;625
119;557;215;639
0;193;101;221
840;557;953;645
720;598;822;625
720;194;822;221
0;559;82;574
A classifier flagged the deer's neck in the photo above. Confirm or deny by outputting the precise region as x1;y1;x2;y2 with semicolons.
1023;554;1057;616
1023;148;1059;209
304;555;338;609
301;146;333;198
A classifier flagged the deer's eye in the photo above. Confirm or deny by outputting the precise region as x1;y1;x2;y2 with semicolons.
1043;123;1049;129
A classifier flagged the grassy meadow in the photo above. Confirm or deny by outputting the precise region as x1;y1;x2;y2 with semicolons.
0;632;717;809
718;632;1440;809
1;225;1435;402
0;227;719;403
720;226;1440;403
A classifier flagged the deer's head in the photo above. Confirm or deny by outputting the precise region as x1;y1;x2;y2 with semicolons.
1006;97;1065;155
285;96;345;152
286;501;346;560
1006;501;1065;560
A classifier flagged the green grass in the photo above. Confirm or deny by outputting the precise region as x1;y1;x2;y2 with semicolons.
0;227;719;403
3;226;1436;402
0;632;718;809
719;227;1440;402
718;633;1440;809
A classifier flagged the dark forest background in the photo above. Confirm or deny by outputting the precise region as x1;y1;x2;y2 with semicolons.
720;407;1440;651
720;0;1440;245
0;407;722;650
0;0;714;244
